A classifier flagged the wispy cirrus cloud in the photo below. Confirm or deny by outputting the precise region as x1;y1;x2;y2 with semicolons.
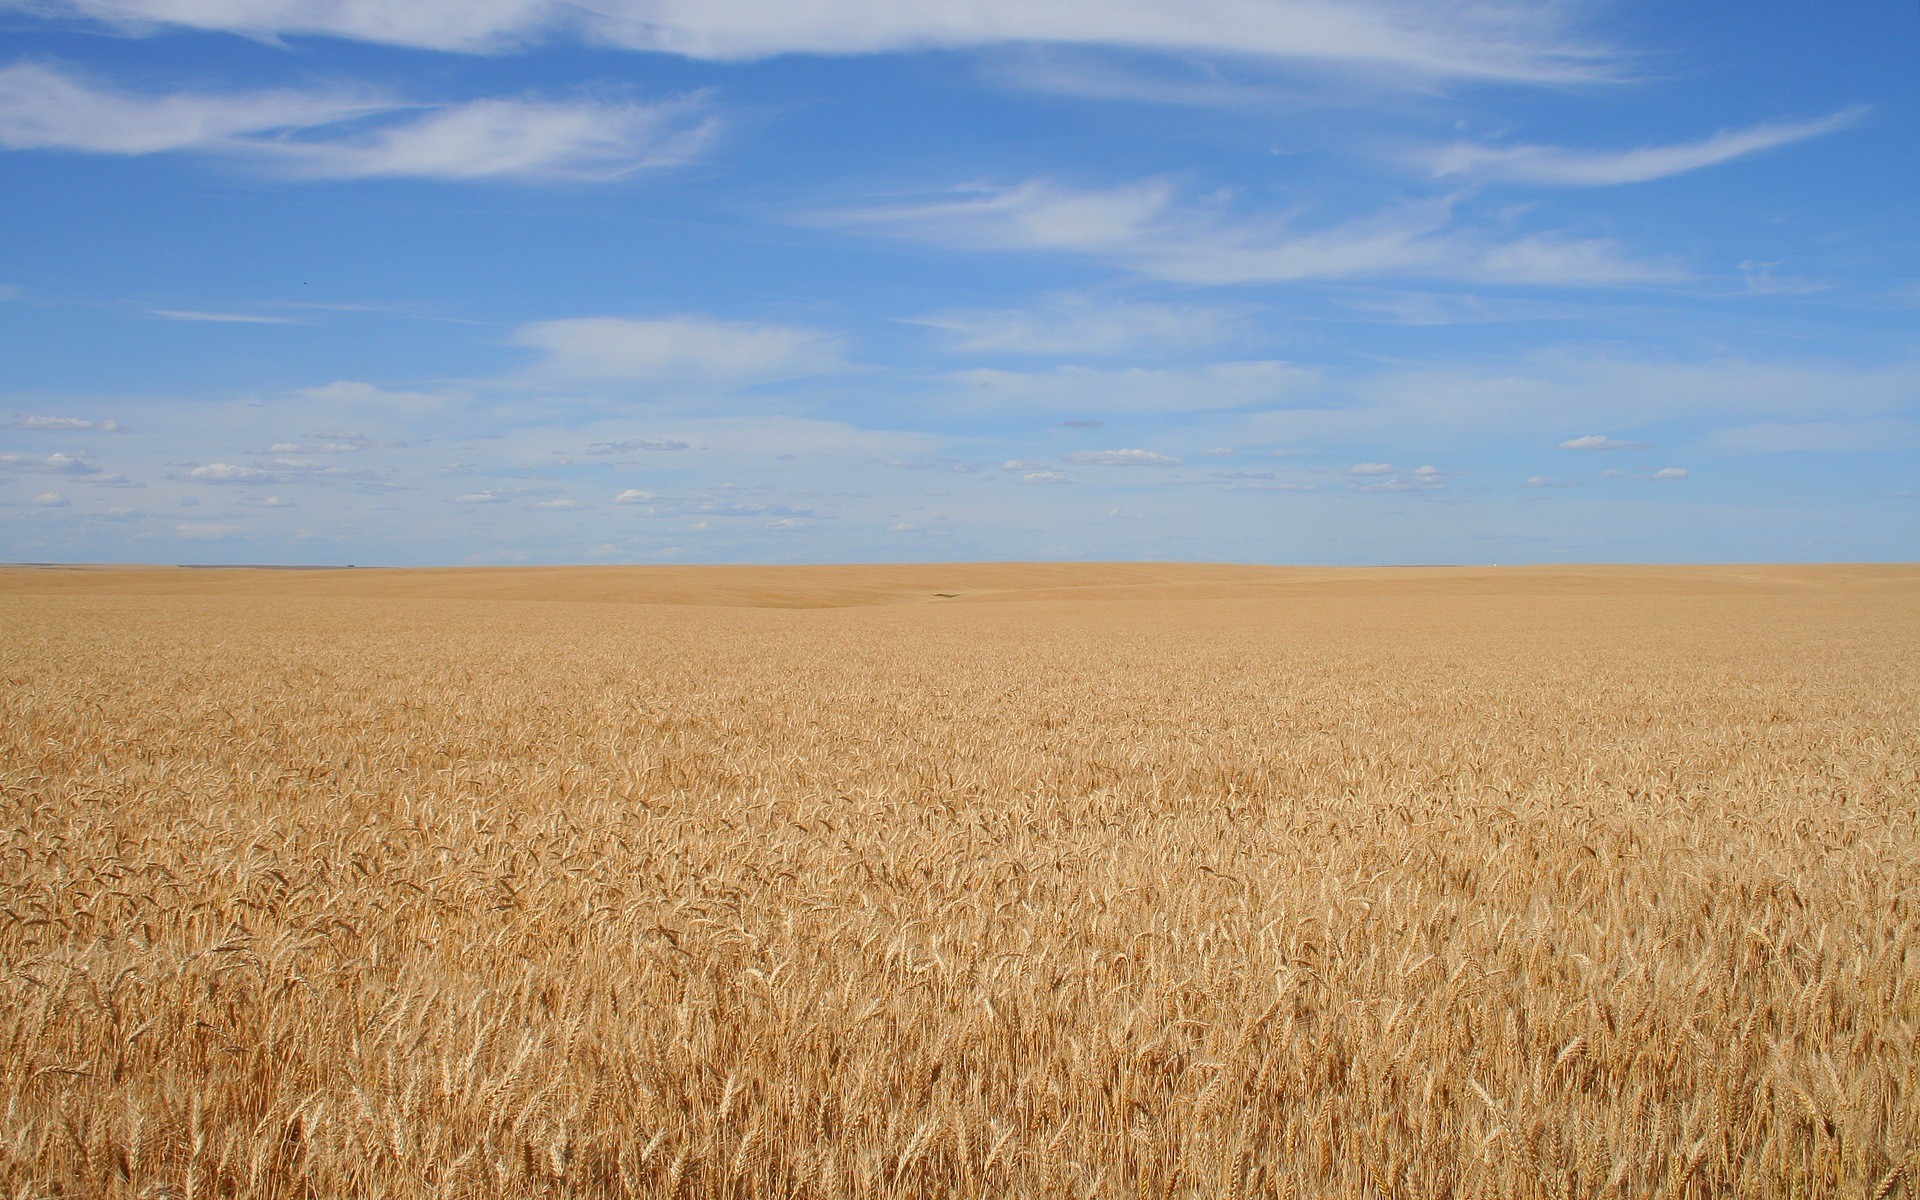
6;414;119;430
824;180;1677;287
911;292;1249;356
510;315;845;384
151;309;309;324
1424;108;1866;186
942;360;1316;414
7;0;1611;82
1060;448;1182;466
0;63;715;181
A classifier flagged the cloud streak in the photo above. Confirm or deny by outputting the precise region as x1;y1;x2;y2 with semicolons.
9;1;1611;82
1426;109;1865;186
0;63;714;181
826;180;1676;287
511;315;845;384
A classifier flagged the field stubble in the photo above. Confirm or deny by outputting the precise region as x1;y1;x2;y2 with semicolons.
2;563;1917;1198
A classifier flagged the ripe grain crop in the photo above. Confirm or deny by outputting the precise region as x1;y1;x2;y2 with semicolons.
2;563;1917;1199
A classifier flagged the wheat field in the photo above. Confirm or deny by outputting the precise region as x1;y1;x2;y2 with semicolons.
2;562;1917;1199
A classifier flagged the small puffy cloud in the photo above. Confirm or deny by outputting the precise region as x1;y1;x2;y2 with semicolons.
585;437;690;454
453;490;509;503
886;521;919;533
1019;469;1075;485
1411;465;1439;476
1524;475;1578;489
7;415;119;431
184;462;273;483
533;498;582;509
1;451;102;475
1000;459;1047;471
614;489;655;504
29;491;68;507
1559;434;1648;451
1653;467;1689;479
1346;462;1396;476
1060;448;1182;466
511;315;844;384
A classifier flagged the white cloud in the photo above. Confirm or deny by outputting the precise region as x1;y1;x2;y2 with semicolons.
152;309;307;324
29;491;68;506
511;315;844;384
886;521;918;532
1264;356;1920;447
1346;462;1395;475
1711;417;1920;454
0;63;713;182
533;497;582;509
1737;261;1830;297
245;495;296;507
1426;109;1865;186
6;415;119;430
585;437;690;454
14;1;1610;82
0;451;101;474
945;360;1315;414
1018;469;1075;485
911;293;1246;355
1352;474;1444;492
270;96;716;182
1559;434;1647;451
173;521;241;539
453;490;509;503
297;381;444;407
827;181;1674;287
613;489;654;504
1060;448;1182;466
183;462;272;482
1653;467;1688;479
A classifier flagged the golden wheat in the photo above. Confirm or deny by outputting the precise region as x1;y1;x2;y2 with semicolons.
1;563;1916;1198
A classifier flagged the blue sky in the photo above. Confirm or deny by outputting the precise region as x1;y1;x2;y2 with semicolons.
1;1;1915;565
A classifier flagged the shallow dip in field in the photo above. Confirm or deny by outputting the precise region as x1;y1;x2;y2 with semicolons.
3;564;1917;1198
